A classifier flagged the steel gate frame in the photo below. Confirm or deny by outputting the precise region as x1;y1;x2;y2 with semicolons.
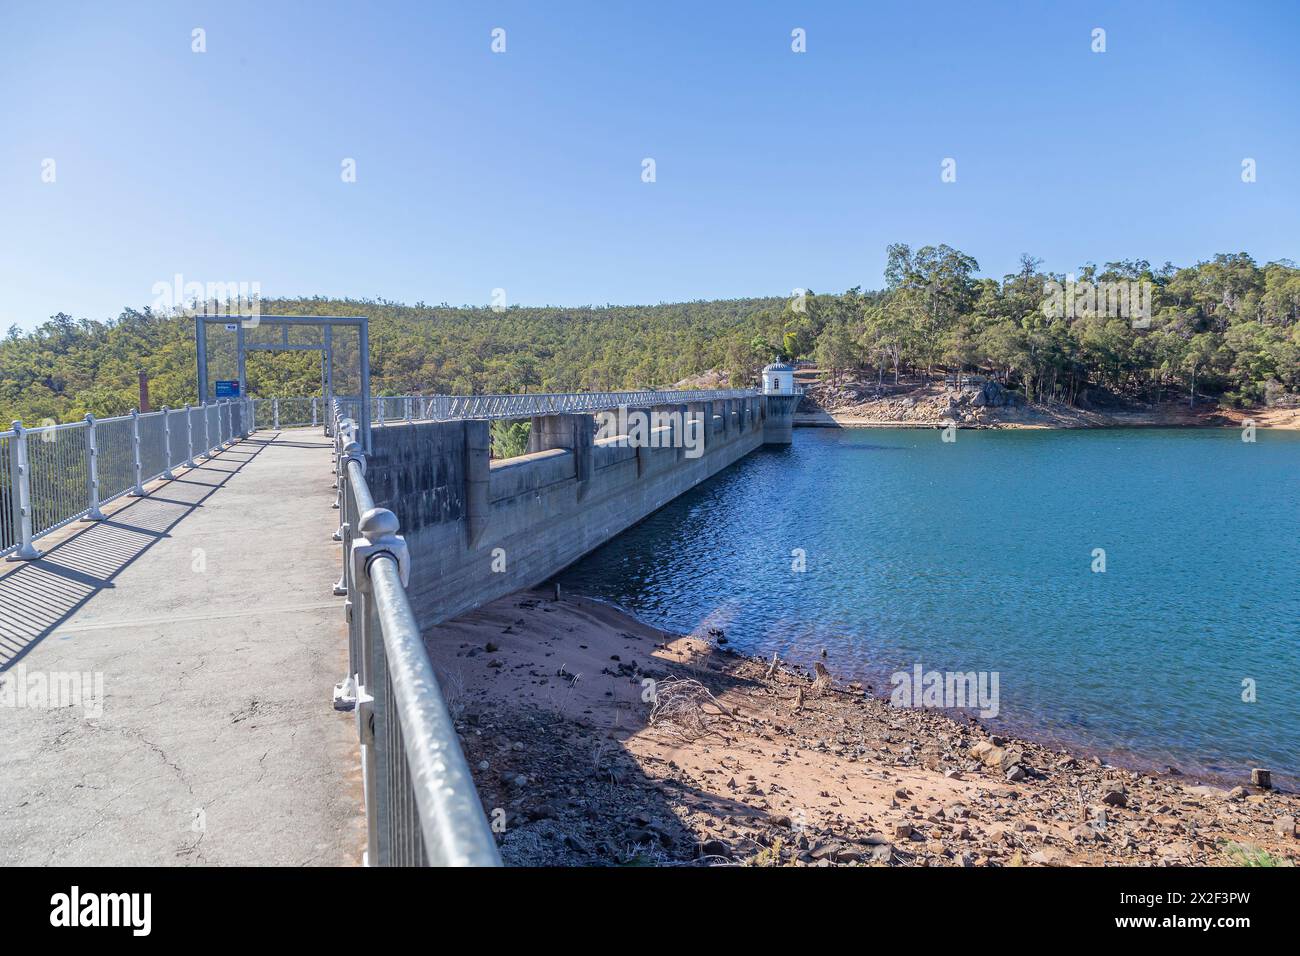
195;314;372;450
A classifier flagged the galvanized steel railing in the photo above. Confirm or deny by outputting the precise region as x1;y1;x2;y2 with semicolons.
328;388;760;430
250;396;328;430
1;399;252;560
329;401;501;867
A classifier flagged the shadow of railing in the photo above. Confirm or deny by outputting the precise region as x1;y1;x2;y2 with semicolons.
0;439;269;669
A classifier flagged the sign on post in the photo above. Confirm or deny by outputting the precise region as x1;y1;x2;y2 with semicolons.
215;380;240;398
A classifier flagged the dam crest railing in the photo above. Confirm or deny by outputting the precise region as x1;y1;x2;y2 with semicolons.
240;389;760;433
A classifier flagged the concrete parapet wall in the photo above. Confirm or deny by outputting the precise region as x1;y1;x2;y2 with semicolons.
366;396;775;628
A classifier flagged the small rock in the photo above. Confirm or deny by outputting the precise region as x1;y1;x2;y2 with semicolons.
1100;787;1128;807
700;838;732;859
1069;824;1098;843
809;842;841;861
1251;768;1273;790
1005;765;1026;783
1275;816;1296;838
563;834;589;854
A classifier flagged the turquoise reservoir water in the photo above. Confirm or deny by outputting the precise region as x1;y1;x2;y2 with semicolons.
557;428;1300;785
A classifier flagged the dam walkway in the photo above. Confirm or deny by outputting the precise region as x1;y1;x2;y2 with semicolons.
0;387;779;866
0;429;362;865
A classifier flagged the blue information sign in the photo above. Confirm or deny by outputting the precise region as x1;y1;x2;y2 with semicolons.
215;380;240;398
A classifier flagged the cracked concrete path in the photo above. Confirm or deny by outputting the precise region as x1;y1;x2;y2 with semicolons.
0;429;363;865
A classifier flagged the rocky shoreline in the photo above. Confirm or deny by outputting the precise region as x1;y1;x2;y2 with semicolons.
795;377;1300;430
426;590;1299;867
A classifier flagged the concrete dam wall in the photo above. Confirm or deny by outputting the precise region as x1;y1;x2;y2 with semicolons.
363;395;792;628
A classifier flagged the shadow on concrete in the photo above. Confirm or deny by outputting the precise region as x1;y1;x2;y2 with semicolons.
0;439;270;670
248;435;334;450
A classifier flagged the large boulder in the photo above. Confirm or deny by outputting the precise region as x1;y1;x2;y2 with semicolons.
973;380;1013;407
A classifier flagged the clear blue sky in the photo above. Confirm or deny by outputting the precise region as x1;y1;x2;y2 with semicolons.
2;0;1297;329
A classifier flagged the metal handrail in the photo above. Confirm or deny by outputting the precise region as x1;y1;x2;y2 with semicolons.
1;398;253;560
423;388;759;421
329;401;501;866
328;387;760;427
369;553;500;865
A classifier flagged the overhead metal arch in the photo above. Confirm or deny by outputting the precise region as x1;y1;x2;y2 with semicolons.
195;314;371;450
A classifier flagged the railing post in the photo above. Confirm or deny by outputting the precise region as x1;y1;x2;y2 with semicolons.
273;397;280;430
84;414;106;521
332;420;353;522
334;439;365;597
129;409;146;496
7;421;42;560
183;405;196;467
333;417;354;502
312;396;318;427
161;406;176;479
333;439;368;714
202;403;212;459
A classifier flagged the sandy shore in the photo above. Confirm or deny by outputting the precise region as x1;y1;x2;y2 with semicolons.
426;589;1299;867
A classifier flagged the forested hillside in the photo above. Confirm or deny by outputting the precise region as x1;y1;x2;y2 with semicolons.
807;246;1300;411
3;246;1298;425
0;297;786;424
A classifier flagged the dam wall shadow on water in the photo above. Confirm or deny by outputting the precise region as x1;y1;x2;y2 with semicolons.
364;395;793;628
